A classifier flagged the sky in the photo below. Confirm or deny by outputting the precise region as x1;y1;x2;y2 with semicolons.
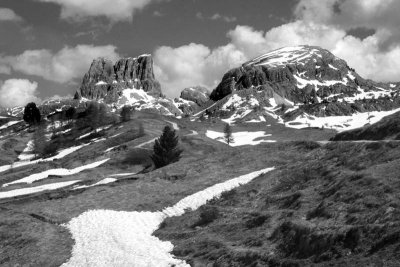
0;0;400;108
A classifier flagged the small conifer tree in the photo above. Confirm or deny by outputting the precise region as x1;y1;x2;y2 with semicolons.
151;125;183;168
223;123;234;145
23;102;41;125
120;105;132;122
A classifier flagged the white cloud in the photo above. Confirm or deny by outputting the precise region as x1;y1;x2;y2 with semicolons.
295;0;400;41
0;79;40;108
35;0;158;22
210;13;237;23
196;12;237;23
1;45;120;83
0;8;23;22
154;42;246;97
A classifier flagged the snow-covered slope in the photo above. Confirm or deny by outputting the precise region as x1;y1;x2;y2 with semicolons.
205;45;400;131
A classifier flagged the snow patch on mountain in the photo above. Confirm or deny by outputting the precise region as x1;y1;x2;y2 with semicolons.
294;75;348;89
206;130;275;146
2;158;109;187
245;46;323;67
286;107;400;132
0;180;80;199
73;178;117;190
0;120;21;130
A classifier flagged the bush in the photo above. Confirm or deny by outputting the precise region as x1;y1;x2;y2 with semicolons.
192;206;219;228
124;148;152;167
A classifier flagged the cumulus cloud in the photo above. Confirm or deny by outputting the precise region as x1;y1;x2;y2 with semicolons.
295;0;400;45
1;45;120;83
35;0;159;22
154;42;246;97
0;7;23;22
0;79;40;108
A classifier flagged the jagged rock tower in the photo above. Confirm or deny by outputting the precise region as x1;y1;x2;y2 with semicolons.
74;55;162;103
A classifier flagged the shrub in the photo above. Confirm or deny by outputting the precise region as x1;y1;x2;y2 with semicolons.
192;206;219;228
151;126;183;168
124;148;152;167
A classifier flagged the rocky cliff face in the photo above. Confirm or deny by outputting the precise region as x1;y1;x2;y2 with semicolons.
74;55;161;103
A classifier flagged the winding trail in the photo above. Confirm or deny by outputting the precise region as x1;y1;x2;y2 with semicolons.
61;167;275;267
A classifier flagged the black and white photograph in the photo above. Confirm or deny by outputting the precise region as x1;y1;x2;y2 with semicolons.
1;0;400;266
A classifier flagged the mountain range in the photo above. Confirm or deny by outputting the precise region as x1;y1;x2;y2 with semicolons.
1;45;400;132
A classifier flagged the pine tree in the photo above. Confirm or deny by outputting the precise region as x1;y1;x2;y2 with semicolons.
23;102;41;125
120;105;132;122
223;123;234;145
151;126;183;168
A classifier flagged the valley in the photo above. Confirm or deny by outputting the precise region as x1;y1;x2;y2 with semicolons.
1;44;400;266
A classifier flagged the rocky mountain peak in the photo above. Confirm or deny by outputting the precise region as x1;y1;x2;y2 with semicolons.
209;45;397;104
74;54;161;103
180;86;210;106
205;45;400;129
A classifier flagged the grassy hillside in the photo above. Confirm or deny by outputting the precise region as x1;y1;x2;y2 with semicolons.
0;107;397;266
156;141;400;266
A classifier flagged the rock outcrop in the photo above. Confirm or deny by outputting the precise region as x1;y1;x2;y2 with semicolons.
74;55;161;103
180;86;210;106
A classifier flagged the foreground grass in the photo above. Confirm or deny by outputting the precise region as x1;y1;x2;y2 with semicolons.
155;141;400;266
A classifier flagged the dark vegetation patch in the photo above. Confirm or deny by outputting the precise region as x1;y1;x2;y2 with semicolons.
155;141;400;266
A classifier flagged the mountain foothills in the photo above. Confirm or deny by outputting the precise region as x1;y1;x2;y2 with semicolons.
2;46;400;266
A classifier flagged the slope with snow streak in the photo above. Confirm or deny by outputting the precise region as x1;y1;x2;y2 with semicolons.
17;140;35;161
62;167;275;267
286;107;400;132
2;158;109;187
0;143;90;174
0;180;80;199
0;120;21;130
